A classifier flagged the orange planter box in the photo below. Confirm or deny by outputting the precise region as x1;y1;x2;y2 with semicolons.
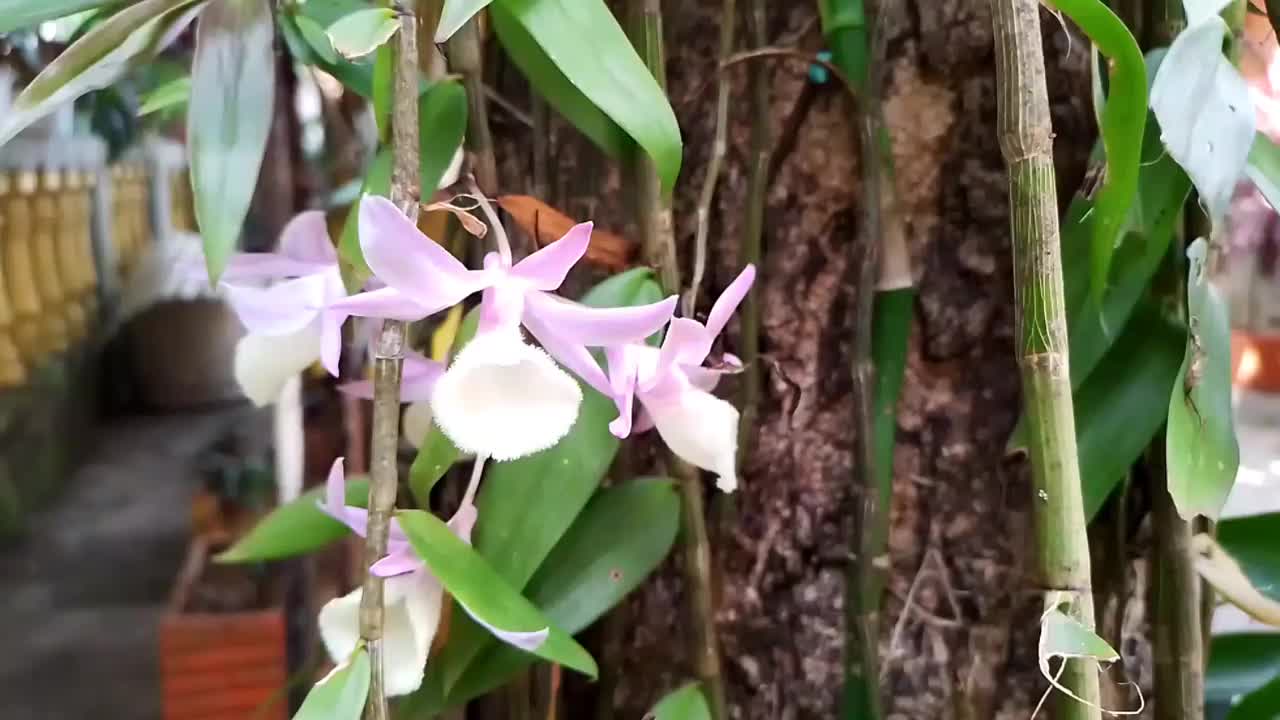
1232;330;1280;393
159;539;288;720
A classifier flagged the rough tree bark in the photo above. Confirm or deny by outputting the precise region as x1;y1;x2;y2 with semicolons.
486;1;1102;717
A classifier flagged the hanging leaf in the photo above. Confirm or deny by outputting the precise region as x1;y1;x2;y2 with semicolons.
1228;673;1280;719
1246;133;1280;213
372;43;393;142
0;0;204;147
293;648;370;720
1166;238;1240;520
1219;512;1280;602
338;149;393;287
498;195;634;270
188;0;275;282
490;0;682;190
137;74;190;115
0;0;113;33
295;14;340;64
326;7;399;59
1038;603;1122;710
1150;15;1256;227
396;509;599;679
399;478;681;715
1194;533;1280;627
1208;633;1280;704
280;9;372;96
215;477;370;564
419;80;469;195
648;683;712;720
436;0;493;42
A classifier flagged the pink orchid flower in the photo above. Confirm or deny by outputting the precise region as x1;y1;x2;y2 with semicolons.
219;211;347;406
316;458;547;696
604;265;756;493
330;195;678;461
338;350;446;449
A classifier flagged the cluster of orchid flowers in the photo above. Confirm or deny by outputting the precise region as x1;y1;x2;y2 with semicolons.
215;192;754;694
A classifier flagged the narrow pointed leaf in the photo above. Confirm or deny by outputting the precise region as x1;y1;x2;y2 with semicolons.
295;14;340;64
649;683;712;720
396;509;598;678
293;648;370;720
1194;533;1280;627
0;0;204;147
418;80;468;195
188;0;275;282
215;478;369;563
0;0;113;33
490;0;681;189
1208;633;1280;703
137;74;190;115
1038;604;1120;709
326;7;399;59
1246;132;1280;213
1167;238;1240;520
279;8;372;97
1228;673;1280;719
338;148;393;287
436;0;492;42
1219;512;1280;602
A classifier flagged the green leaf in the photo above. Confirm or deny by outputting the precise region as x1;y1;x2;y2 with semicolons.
400;479;680;714
1220;513;1280;602
1167;238;1240;520
188;0;275;282
436;0;493;42
215;477;369;564
1229;672;1280;719
491;0;682;190
1150;15;1256;227
649;682;712;720
280;9;373;97
1038;603;1120;708
373;43;393;142
0;0;114;34
293;648;370;720
326;7;399;59
295;14;340;64
1208;633;1280;703
1246;133;1280;213
419;80;469;194
338;148;393;287
137;74;190;116
395;509;599;678
0;0;204;147
408;425;462;507
1075;303;1185;518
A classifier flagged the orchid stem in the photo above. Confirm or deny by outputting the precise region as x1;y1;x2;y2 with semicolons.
469;178;513;266
359;9;420;719
461;454;487;509
626;1;726;717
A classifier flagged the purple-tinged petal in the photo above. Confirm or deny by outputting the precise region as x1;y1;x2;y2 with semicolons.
279;210;338;265
223;274;327;335
447;501;478;544
642;385;740;492
359;195;488;311
508;222;592;290
704;264;755;340
655;318;714;378
222;253;327;281
633;407;655;434
320;309;345;377
339;351;444;402
522;291;677;347
324;457;345;514
522;310;612;397
603;346;638;438
370;547;423;577
328;287;433;322
477;281;527;335
455;598;549;652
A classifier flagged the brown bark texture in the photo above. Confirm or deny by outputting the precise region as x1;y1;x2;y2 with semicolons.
484;1;1099;717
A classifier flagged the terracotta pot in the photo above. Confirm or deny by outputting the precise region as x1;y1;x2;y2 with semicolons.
159;538;287;720
1231;330;1280;393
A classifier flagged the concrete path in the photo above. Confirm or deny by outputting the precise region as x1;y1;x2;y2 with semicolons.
0;408;257;720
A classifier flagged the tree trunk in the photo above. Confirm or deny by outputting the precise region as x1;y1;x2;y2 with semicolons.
487;1;1098;716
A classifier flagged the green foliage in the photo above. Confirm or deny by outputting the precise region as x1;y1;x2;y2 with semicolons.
1219;513;1280;602
436;0;494;42
490;0;682;191
137;74;190;116
0;0;113;34
1208;634;1280;704
325;7;399;59
418;80;469;193
649;682;713;720
188;0;275;282
338;149;393;286
293;648;370;720
396;509;599;678
1166;239;1239;520
1228;673;1280;719
1037;603;1119;706
215;478;370;564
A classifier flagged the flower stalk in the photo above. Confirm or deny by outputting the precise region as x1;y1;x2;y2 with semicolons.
991;1;1101;718
359;10;421;718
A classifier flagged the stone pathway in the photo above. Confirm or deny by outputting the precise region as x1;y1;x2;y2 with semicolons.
0;408;257;720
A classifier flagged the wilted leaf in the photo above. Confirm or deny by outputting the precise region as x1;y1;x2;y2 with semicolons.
498;195;634;270
326;7;399;59
1194;533;1280;627
436;0;492;42
1166;238;1240;520
188;0;275;281
648;683;712;720
1150;15;1255;226
424;201;487;237
0;0;204;147
1038;602;1122;711
293;648;370;720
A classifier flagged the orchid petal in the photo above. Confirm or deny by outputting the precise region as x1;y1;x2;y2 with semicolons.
233;323;323;407
370;546;424;577
328;287;433;322
603;346;638;437
279;210;338;264
320;309;345;377
447;501;479;544
223;274;327;335
644;386;740;492
704;264;755;340
633;407;655;434
430;327;583;461
222;253;326;281
324;457;346;515
455;598;549;652
340;351;444;402
359;195;487;312
521;310;613;396
655;317;714;379
402;402;433;449
522;291;677;347
478;281;527;335
508;222;592;290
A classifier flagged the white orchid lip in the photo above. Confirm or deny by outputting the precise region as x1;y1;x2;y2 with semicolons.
430;327;583;462
234;321;324;407
645;385;740;493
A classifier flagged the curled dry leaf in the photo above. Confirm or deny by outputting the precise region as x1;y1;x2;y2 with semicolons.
1193;532;1280;627
497;195;634;271
423;201;489;238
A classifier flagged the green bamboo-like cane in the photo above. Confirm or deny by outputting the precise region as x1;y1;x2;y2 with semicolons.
992;1;1102;718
